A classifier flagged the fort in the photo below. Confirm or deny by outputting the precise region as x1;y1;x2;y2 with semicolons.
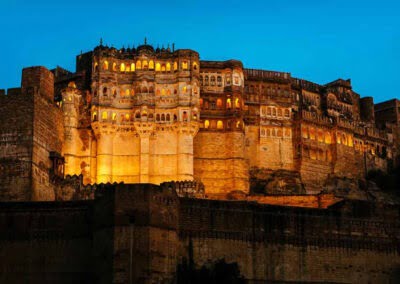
0;41;399;283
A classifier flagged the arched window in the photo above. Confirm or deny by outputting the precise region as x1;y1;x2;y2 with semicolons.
125;89;130;96
94;62;99;72
149;60;154;69
217;120;223;129
149;86;154;93
277;109;282;117
173;62;178;71
102;111;108;120
155;63;161;71
135;112;141;119
210;76;216;86
167;89;171;95
166;62;171;71
272;108;277;116
216;98;222;108
193;112;197;120
193;62;198;70
112;62;117;71
131;89;135;96
217;76;222;86
103;61;109;70
142;87;148;93
161;64;166;72
156;114;160;121
235;98;240;108
161;114;165;121
204;120;210;129
183;111;188;122
199;98;203;108
284;109;290;117
161;89;166;96
142;60;148;70
125;114;130;121
226;98;232;109
166;114;170;121
136;60;142;70
103;87;108;96
92;112;97;121
113;89;117;97
236;121;241;128
205;76;209;86
182;86;187;93
130;63;135;72
182;61;188;70
112;113;117;121
120;63;126;72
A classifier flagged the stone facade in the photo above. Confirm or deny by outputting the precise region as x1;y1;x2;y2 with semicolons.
1;42;398;201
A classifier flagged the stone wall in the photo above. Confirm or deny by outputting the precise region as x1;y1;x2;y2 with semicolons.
179;198;400;283
0;88;33;201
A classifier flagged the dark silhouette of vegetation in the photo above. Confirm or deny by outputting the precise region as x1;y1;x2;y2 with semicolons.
177;258;245;284
367;164;400;197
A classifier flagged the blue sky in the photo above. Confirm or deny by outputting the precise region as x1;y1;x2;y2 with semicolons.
0;0;398;102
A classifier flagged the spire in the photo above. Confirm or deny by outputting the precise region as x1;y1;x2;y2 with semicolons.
144;37;147;45
99;38;103;46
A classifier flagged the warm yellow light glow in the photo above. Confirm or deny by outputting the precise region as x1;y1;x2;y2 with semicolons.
193;62;198;70
173;62;178;70
155;63;161;71
136;60;141;69
125;89;130;96
227;98;232;108
182;61;188;70
125;114;130;120
217;120;223;129
120;63;126;72
205;120;210;128
131;63;135;71
166;62;171;71
103;61;109;70
112;113;117;120
102;111;108;120
149;60;154;69
112;62;117;71
217;99;222;108
235;98;240;108
142;60;148;69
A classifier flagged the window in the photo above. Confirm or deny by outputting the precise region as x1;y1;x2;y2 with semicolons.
125;89;130;96
204;120;210;129
155;63;161;71
183;111;188;122
120;63;126;72
173;62;178;71
112;62;117;71
102;111;108;120
103;61;108;70
217;120;223;129
130;63;135;72
217;76;222;86
284;109;290;117
216;99;222;108
149;60;154;69
136;60;142;70
205;76;209;86
142;60;148;70
226;98;232;109
210;76;216;86
112;113;117;121
94;62;99;72
182;61;188;70
103;87;108;96
166;62;171;71
92;112;97;121
193;62;198;70
235;98;240;108
199;98;203;108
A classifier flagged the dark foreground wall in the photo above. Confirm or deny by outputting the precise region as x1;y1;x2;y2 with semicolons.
0;184;399;283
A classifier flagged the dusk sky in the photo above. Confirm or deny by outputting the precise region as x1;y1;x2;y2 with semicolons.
0;0;398;102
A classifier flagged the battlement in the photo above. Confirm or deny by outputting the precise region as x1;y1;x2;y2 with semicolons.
0;88;22;97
